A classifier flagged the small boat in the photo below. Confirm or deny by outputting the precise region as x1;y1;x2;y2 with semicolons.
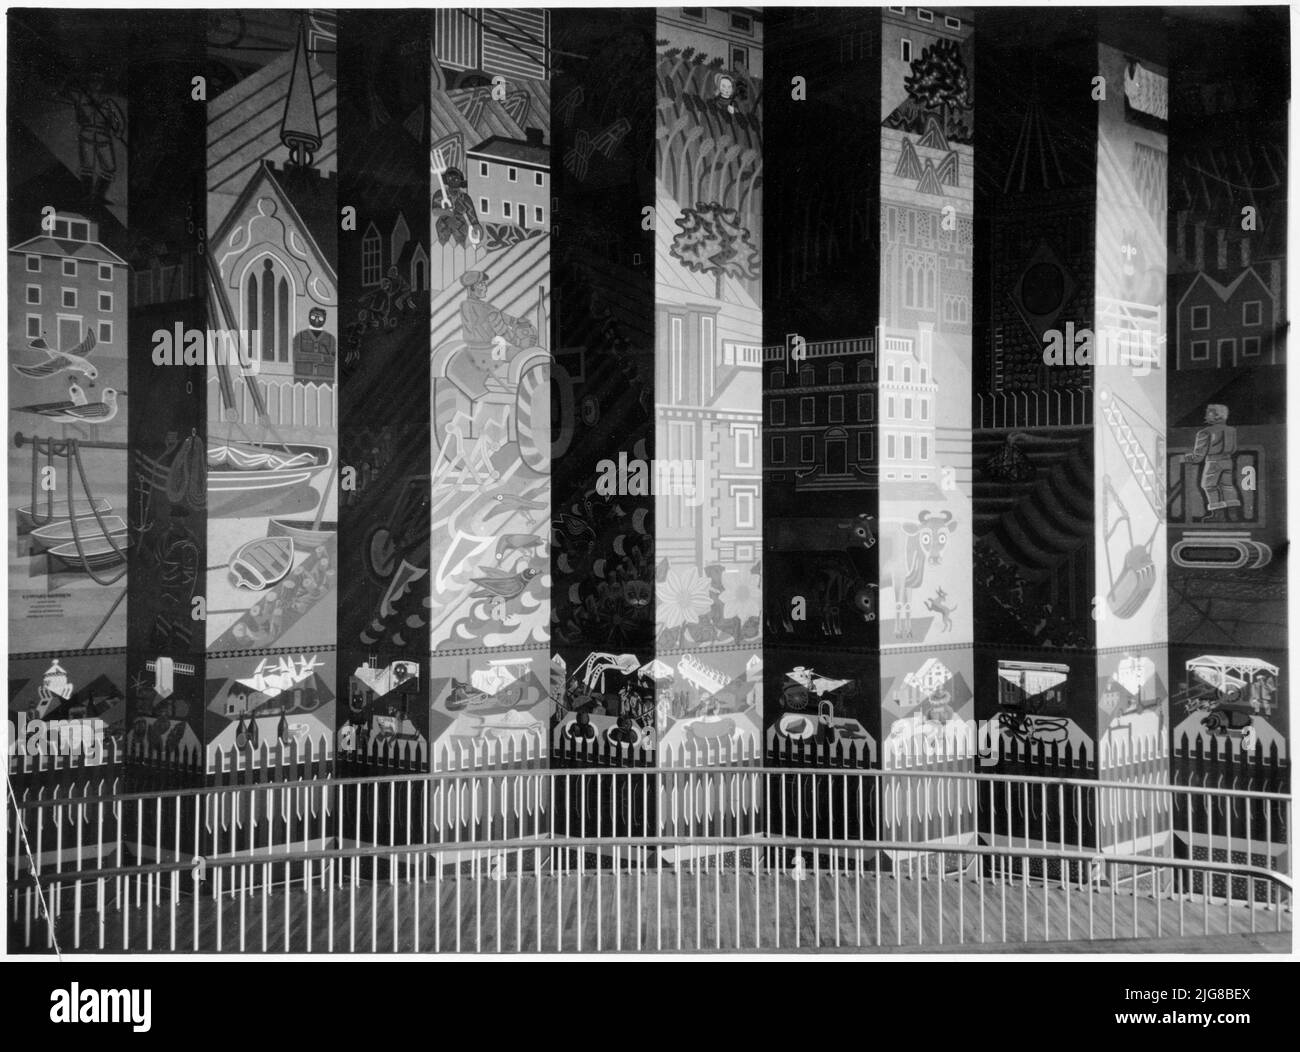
29;515;128;553
778;714;816;741
268;517;338;550
17;498;111;534
47;534;128;571
228;536;295;590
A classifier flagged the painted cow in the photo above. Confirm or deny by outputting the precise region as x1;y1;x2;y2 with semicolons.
880;510;958;639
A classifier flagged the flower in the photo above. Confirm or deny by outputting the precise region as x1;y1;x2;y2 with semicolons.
658;566;714;631
719;570;761;623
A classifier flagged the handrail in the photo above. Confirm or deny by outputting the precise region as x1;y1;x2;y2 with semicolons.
18;835;1295;894
9;763;1292;812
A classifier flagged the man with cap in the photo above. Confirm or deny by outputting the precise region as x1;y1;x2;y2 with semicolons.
1178;403;1241;522
434;167;482;247
450;269;537;399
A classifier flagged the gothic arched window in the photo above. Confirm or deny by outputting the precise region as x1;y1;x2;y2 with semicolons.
245;257;292;363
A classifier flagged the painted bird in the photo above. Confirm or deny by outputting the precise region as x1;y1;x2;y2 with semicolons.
469;565;540;600
67;379;88;406
12;330;99;382
15;387;122;425
484;492;547;524
495;533;544;561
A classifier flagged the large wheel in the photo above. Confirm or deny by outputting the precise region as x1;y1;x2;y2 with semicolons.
515;358;551;474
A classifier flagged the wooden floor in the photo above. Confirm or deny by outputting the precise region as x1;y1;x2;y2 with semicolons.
15;858;1291;954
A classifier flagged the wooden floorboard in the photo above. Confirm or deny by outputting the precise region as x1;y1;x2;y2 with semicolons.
18;860;1290;954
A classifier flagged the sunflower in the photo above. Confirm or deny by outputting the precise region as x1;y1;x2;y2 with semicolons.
657;566;714;631
719;570;761;623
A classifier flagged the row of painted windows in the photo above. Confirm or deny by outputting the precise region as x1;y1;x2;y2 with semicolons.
770;431;875;465
1190;301;1264;328
885;395;931;421
1188;336;1263;360
769;394;876;425
769;360;874;387
477;161;545;187
885;434;930;461
26;286;113;312
478;198;545;226
884;361;929;383
26;255;114;281
25;315;113;344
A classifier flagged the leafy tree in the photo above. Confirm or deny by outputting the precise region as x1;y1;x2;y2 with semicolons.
904;38;971;135
670;202;761;301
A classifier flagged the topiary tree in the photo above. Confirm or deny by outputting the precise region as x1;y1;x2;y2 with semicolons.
904;38;971;136
670;201;760;302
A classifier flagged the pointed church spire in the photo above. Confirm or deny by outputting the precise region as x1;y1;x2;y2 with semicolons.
281;16;322;167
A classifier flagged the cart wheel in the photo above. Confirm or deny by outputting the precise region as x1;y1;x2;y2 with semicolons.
515;358;551;474
365;526;397;581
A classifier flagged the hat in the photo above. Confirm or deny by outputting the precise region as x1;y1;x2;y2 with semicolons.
459;270;488;287
1206;403;1229;421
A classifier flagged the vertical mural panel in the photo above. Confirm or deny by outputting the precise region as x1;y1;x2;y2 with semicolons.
1093;30;1169;789
336;11;431;770
205;12;339;774
654;7;763;765
973;10;1101;783
878;8;975;773
8;11;131;658
549;10;657;765
1166;11;1288;798
124;13;209;776
761;9;881;776
426;9;552;771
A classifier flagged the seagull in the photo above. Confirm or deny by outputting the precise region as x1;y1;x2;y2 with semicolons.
484;492;547;523
495;533;544;561
12;331;99;382
469;566;540;600
67;379;88;406
15;387;122;425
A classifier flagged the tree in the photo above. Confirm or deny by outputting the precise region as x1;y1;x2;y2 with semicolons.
670;201;760;301
904;38;971;136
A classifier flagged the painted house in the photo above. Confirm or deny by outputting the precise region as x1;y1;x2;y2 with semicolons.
1175;267;1278;370
659;7;764;77
10;212;128;353
467;129;549;231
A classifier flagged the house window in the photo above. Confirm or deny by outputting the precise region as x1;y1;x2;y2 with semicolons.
507;167;517;182
770;436;786;464
799;365;815;385
858;393;874;421
246;257;292;363
769;399;785;425
734;488;756;529
887;396;895;418
829;395;844;423
1243;300;1262;325
828;363;844;384
670;315;685;402
1218;338;1236;362
945;16;961;30
1190;340;1210;361
99;263;112;281
858;431;874;460
901;38;912;63
362;224;381;286
26;254;40;272
920;436;929;460
98;292;112;312
904;365;911;382
920;400;929;420
1190;305;1210;330
26;315;41;339
480;198;490;214
25;285;40;305
730;12;753;33
535;206;544;224
920;366;927;382
904;435;913;459
801;436;815;463
731;46;748;68
535;172;544;187
61;288;77;308
887;363;895;381
62;259;77;277
503;202;512;218
734;427;755;468
857;359;872;382
1242;336;1261;357
479;162;489;177
887;435;896;459
98;322;112;344
800;397;815;424
681;7;705;20
769;369;784;388
904;398;913;419
917;8;933;21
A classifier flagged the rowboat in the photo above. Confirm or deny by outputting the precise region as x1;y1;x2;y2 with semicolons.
47;533;128;571
268;517;337;550
29;515;128;554
227;536;295;590
135;442;332;504
17;498;111;534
